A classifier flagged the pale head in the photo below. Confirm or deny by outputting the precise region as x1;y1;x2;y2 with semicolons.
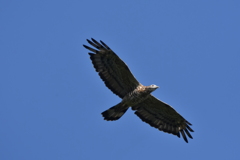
146;84;159;92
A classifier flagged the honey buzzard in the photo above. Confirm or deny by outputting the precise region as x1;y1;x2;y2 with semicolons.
83;38;194;143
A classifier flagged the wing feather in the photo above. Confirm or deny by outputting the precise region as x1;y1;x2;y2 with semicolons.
132;95;194;143
83;38;140;98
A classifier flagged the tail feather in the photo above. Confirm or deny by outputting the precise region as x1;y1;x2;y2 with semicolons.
101;103;129;121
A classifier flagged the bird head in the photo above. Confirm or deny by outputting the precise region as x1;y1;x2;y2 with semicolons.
147;84;159;92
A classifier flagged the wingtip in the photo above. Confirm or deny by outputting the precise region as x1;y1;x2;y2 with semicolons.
83;44;90;49
180;130;189;143
184;129;193;139
186;121;192;125
186;125;194;132
86;39;92;44
91;38;98;43
100;40;110;49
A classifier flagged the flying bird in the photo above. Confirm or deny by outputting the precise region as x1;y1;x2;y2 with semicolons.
83;38;194;143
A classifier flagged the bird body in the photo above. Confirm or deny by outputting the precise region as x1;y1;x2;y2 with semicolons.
102;84;158;121
122;84;158;106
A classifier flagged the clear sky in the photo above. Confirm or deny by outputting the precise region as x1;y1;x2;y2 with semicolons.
1;0;240;160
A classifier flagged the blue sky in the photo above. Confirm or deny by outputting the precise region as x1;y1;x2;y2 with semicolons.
1;0;240;159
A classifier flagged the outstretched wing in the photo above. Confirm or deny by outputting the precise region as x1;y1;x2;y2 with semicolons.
83;38;140;98
132;95;194;143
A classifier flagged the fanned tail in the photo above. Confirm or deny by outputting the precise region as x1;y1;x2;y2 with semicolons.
102;103;129;121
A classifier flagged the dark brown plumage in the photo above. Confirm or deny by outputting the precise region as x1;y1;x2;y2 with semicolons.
83;38;194;143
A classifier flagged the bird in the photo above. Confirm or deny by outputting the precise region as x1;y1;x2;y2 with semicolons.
83;38;194;143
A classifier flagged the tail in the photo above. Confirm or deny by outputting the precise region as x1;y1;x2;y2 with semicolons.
101;103;129;121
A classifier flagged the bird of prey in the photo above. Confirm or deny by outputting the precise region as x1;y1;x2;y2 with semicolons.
83;38;194;143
